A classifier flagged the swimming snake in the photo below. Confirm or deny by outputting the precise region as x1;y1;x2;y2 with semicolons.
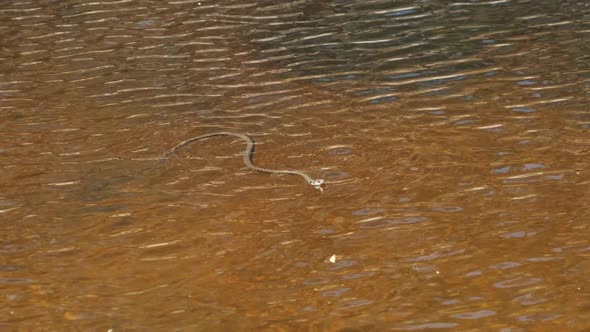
155;132;324;191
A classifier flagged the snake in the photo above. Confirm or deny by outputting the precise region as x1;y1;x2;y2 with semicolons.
158;132;324;191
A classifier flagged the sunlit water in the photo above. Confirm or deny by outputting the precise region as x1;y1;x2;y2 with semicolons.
1;0;589;330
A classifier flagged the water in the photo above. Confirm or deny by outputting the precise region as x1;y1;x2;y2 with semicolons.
1;0;589;330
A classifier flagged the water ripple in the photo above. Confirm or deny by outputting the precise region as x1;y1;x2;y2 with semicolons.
1;0;589;330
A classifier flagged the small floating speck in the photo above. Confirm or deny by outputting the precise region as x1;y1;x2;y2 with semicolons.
329;254;336;263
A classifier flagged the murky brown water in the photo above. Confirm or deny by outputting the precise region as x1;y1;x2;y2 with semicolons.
1;0;589;330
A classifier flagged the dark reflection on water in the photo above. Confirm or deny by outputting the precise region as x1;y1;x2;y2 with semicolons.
1;0;589;330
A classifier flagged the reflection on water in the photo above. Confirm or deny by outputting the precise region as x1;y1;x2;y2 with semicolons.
1;0;589;330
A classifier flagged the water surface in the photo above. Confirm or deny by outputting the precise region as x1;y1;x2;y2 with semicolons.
1;0;589;330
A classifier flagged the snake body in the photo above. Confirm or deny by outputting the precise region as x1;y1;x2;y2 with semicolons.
162;132;324;190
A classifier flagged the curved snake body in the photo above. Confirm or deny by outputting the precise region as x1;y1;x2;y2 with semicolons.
161;132;324;190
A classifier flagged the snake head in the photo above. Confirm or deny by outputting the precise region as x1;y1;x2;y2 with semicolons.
309;179;325;191
309;179;324;186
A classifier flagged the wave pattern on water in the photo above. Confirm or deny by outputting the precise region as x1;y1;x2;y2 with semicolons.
1;0;589;330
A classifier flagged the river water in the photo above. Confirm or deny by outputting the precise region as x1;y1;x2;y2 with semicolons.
1;0;589;330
